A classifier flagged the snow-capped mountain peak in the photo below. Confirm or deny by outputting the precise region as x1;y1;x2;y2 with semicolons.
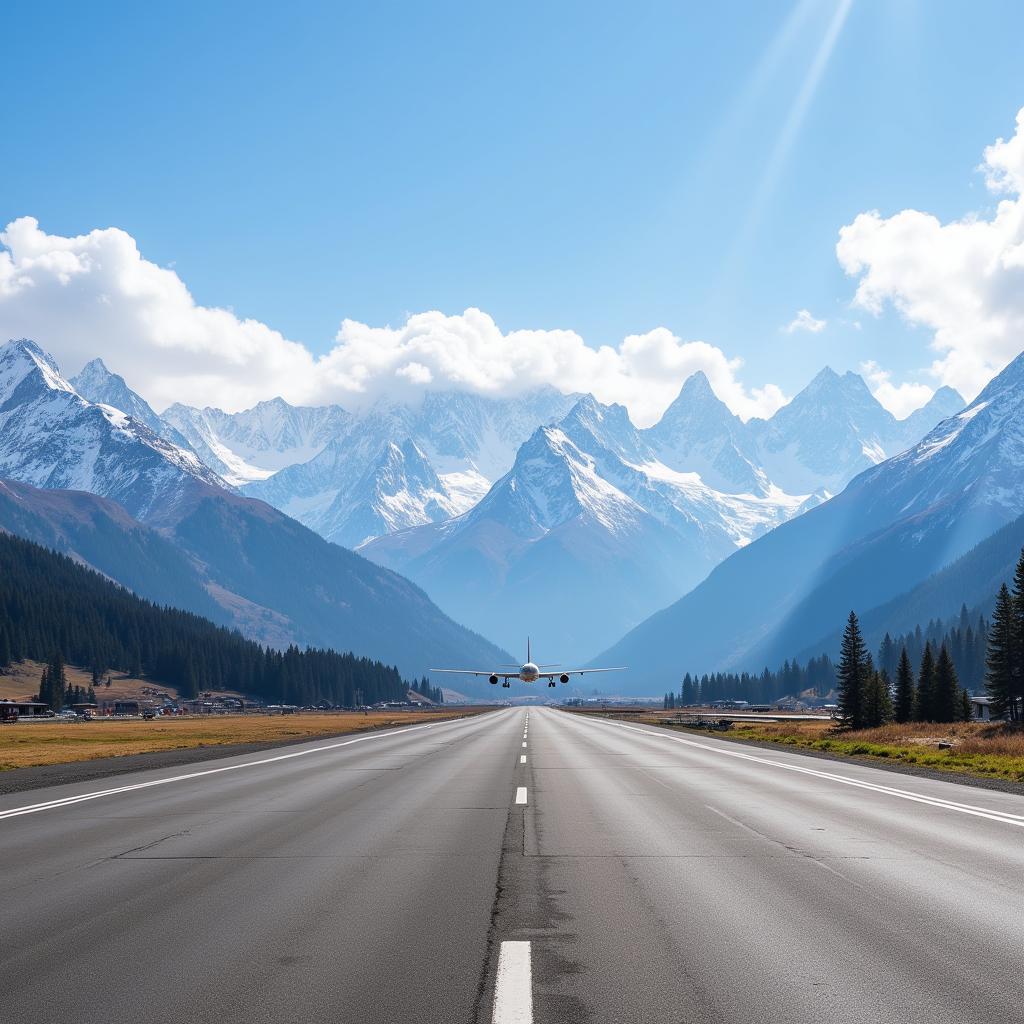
644;371;767;494
499;425;646;535
560;395;649;462
71;356;117;394
161;398;352;485
70;356;188;444
0;338;76;401
750;365;895;493
0;339;226;520
308;437;461;549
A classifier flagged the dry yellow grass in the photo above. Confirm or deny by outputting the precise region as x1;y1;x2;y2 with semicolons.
0;709;486;771
0;660;190;704
705;718;1024;782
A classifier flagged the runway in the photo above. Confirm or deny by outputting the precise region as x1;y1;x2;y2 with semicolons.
2;707;1023;1023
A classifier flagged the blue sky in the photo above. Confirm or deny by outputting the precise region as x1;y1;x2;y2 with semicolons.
3;1;1024;419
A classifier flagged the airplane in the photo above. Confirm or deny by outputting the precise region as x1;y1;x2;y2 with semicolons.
431;639;625;688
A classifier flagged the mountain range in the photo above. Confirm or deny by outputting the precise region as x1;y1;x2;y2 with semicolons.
4;334;996;691
597;349;1024;689
362;398;815;660
0;340;509;684
358;374;962;659
242;388;583;546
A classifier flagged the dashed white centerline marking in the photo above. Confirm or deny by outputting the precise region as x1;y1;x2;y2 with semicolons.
520;755;526;764
515;787;528;805
522;742;527;748
492;940;533;1024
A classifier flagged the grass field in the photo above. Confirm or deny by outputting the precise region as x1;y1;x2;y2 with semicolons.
649;714;1024;783
0;709;486;771
0;660;183;704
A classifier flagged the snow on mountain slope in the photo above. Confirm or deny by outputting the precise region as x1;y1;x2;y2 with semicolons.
320;439;462;549
0;340;515;680
39;344;967;601
891;385;966;453
363;426;696;662
0;339;226;521
749;368;898;494
72;359;166;434
70;357;197;455
596;350;1024;689
746;368;965;495
560;395;815;552
644;371;769;495
243;386;579;545
162;398;351;485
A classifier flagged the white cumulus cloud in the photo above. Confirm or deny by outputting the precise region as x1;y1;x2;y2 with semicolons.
859;360;934;419
0;217;786;426
783;309;826;333
837;106;1024;401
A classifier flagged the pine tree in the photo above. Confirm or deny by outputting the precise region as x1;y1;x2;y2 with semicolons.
986;583;1015;721
959;688;974;722
182;656;198;699
863;668;893;728
916;643;936;722
878;633;896;678
933;644;960;723
1009;547;1024;720
837;612;869;729
0;626;11;671
894;647;915;723
42;651;66;710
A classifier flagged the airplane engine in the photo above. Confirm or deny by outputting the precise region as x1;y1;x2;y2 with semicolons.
489;674;499;685
559;674;569;684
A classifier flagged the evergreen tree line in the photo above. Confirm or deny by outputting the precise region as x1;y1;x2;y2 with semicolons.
875;605;989;694
36;652;98;709
0;533;407;709
410;677;445;704
839;547;1024;727
982;548;1024;721
664;654;837;709
836;612;973;729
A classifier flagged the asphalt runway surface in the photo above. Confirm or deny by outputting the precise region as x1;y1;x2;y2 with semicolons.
3;707;1023;1023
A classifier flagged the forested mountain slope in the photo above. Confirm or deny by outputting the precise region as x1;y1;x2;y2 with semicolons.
0;532;406;706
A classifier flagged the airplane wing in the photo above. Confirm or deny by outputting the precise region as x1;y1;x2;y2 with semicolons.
538;667;625;680
430;669;520;679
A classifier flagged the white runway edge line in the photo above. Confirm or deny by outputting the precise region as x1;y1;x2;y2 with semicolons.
605;719;1024;830
515;787;528;805
492;940;533;1024
0;714;490;823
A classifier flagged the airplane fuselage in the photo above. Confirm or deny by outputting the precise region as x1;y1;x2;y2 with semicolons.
431;640;622;688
